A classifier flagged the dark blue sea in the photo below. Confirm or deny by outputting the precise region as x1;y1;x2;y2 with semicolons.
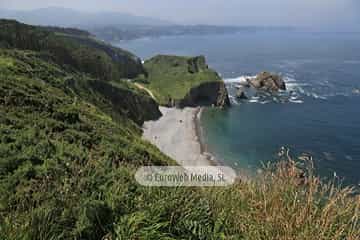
117;31;360;185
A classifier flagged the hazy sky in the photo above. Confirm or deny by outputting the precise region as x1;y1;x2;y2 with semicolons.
1;0;359;29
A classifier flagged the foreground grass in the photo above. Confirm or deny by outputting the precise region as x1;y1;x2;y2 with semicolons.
2;157;358;240
205;159;360;240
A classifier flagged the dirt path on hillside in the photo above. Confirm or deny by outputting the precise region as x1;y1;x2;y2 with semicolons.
134;83;156;100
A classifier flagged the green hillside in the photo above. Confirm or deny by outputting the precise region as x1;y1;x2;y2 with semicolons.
0;49;160;125
141;55;230;107
0;19;145;80
0;49;178;239
0;21;359;240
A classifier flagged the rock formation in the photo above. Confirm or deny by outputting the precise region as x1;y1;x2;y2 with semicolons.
179;81;231;108
248;72;286;92
143;55;231;108
236;87;248;99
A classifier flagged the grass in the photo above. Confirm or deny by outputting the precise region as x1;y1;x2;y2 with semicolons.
142;55;222;105
0;56;175;239
1;67;358;239
0;22;359;240
0;56;14;69
205;158;360;239
0;19;145;80
0;49;160;125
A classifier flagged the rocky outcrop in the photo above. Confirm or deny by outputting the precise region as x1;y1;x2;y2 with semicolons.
248;72;286;92
187;55;208;73
143;54;231;108
178;81;230;108
353;88;360;95
236;87;248;99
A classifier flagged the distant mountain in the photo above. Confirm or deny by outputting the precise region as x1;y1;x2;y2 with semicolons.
0;7;173;27
88;25;296;42
0;7;297;42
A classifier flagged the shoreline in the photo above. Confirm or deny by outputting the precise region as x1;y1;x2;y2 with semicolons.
193;107;250;181
193;107;221;166
142;107;218;166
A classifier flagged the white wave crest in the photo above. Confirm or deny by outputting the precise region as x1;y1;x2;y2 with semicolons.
289;99;304;104
224;75;256;83
311;93;327;100
249;98;259;103
284;77;307;92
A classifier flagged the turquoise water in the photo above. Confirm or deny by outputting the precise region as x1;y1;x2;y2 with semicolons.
118;31;360;185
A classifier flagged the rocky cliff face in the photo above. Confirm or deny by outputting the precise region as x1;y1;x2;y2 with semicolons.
187;55;208;73
178;81;230;108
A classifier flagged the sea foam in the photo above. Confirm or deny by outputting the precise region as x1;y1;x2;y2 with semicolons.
224;75;256;83
224;74;334;105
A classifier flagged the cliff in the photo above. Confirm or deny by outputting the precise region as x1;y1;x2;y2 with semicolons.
141;54;230;107
179;81;230;107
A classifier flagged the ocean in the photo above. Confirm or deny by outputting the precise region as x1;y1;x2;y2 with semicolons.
117;31;360;185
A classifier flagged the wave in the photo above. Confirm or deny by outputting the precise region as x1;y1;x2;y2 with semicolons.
228;95;240;105
249;98;259;103
224;73;358;105
224;75;256;83
311;93;327;100
283;76;308;92
289;99;304;104
284;76;330;100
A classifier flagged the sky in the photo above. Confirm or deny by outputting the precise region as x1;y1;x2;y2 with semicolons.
1;0;359;30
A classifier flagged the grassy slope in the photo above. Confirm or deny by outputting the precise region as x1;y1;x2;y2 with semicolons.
0;49;159;126
0;19;145;80
0;20;163;125
1;51;357;240
0;49;183;239
0;23;359;240
141;55;222;105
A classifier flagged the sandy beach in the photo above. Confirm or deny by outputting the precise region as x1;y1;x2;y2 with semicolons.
142;107;215;166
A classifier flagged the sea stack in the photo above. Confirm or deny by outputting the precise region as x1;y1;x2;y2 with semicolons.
248;72;286;92
236;87;248;99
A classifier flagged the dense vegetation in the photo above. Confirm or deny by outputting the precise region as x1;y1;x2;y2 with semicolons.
0;49;160;126
140;55;224;106
0;21;359;239
0;19;145;80
0;49;181;239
